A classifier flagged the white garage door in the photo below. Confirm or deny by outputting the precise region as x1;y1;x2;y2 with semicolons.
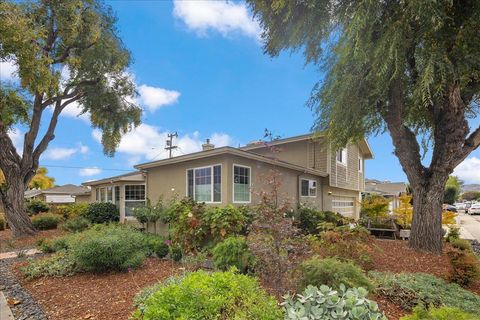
45;195;75;204
332;196;355;218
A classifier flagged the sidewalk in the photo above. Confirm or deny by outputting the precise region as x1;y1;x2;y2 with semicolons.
0;292;14;320
456;213;480;241
0;249;40;260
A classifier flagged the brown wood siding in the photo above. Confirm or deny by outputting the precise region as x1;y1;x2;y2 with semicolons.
307;140;328;173
330;144;362;191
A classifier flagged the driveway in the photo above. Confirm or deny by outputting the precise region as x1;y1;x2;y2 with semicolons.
457;213;480;242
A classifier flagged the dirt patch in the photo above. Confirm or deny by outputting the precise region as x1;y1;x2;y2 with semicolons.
14;258;181;320
0;229;66;253
369;239;453;279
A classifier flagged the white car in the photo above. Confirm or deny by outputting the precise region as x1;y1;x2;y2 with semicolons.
455;203;467;211
468;204;480;215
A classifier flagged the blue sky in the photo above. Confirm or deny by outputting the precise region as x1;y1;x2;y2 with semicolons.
2;0;479;186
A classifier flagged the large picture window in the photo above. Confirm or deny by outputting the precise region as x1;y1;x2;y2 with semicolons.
300;179;317;197
125;185;145;216
186;165;221;203
233;165;251;203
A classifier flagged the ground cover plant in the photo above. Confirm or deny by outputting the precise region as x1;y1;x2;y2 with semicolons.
60;216;91;233
370;271;480;314
133;270;282;320
298;256;373;292
283;284;386;320
400;306;480;320
21;251;78;279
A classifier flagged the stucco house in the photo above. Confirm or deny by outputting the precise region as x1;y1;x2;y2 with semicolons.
83;133;373;222
24;184;91;204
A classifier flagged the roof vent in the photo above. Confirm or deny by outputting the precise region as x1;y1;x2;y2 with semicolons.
202;139;215;151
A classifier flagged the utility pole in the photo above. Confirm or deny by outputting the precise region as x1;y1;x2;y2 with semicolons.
165;132;178;158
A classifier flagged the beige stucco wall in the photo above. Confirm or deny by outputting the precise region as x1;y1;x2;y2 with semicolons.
246;140;311;169
74;194;91;203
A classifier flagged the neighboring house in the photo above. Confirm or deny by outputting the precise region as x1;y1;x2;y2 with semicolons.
24;184;91;204
83;133;373;224
364;179;408;212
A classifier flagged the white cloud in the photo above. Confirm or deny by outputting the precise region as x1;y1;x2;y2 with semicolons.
0;60;18;81
173;0;261;39
79;166;102;177
43;143;89;160
7;128;23;153
454;156;480;184
61;101;90;122
137;85;181;112
92;125;235;162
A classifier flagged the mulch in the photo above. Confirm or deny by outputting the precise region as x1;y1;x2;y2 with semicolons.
13;258;182;320
0;229;66;253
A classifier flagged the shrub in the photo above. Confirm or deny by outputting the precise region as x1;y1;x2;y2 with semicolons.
370;271;480;314
137;270;282;320
82;202;119;224
31;213;61;230
169;245;182;262
446;226;460;242
360;194;390;219
37;237;69;253
449;238;472;251
447;247;480;286
296;206;348;234
310;227;373;270
21;252;77;279
212;236;254;273
0;215;5;230
133;199;164;225
55;203;88;219
60;216;90;233
283;284;386;320
142;234;169;258
203;205;248;241
400;306;479;320
69;225;148;272
298;256;373;292
26;199;49;215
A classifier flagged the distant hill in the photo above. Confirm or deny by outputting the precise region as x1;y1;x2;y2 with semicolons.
462;184;480;192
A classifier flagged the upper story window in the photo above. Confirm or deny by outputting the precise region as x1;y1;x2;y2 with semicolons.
358;156;363;172
186;165;222;203
300;179;317;197
233;164;251;203
336;148;347;165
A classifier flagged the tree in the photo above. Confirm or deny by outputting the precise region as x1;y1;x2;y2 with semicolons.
0;0;141;237
444;176;462;205
248;0;480;253
360;194;390;219
1;167;55;190
462;191;480;202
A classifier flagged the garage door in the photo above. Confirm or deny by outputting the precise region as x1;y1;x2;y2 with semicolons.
332;196;355;218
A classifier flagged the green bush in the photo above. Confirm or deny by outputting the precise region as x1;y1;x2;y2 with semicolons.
31;213;62;230
83;202;119;224
0;215;5;230
37;237;70;253
212;236;254;273
447;247;480;286
446;226;460;242
169;245;182;262
69;225;148;272
137;270;282;320
133;200;164;224
142;234;169;258
26;199;49;215
298;256;373;291
284;284;386;320
60;216;90;233
400;306;480;320
296;206;347;234
203;205;248;241
21;252;78;279
449;238;473;251
370;271;480;314
55;203;88;219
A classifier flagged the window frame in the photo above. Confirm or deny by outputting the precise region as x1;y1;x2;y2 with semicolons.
300;178;317;198
124;184;146;217
185;164;222;204
336;148;348;166
358;155;363;172
232;164;252;204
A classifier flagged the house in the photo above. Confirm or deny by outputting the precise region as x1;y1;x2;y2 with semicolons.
24;184;91;204
364;179;408;212
83;133;373;224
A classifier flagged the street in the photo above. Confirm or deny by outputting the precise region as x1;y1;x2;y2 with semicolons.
457;213;480;242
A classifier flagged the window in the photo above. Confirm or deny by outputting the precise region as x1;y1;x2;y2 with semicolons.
100;187;106;202
95;188;100;202
233;165;251;203
106;186;113;203
125;185;145;216
186;165;221;203
114;186;120;208
358;156;363;172
336;148;347;165
300;179;317;197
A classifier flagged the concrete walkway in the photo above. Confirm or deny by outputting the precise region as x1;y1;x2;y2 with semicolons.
0;249;40;260
0;291;15;320
456;213;480;241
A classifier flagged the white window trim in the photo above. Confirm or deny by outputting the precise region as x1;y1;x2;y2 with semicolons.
185;164;222;204
300;178;317;198
124;183;147;217
336;148;348;166
232;164;251;204
358;156;363;172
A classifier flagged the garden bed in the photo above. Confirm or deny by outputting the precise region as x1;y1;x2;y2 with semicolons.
0;229;66;253
13;258;181;320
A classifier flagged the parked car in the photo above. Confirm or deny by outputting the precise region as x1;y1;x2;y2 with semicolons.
454;203;467;212
468;203;480;215
444;205;457;212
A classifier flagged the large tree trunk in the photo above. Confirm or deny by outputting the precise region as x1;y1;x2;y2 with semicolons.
1;179;36;237
408;181;446;254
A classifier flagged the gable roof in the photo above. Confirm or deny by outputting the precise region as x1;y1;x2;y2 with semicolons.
241;133;374;159
82;171;145;186
135;146;328;177
365;179;407;196
24;184;90;198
